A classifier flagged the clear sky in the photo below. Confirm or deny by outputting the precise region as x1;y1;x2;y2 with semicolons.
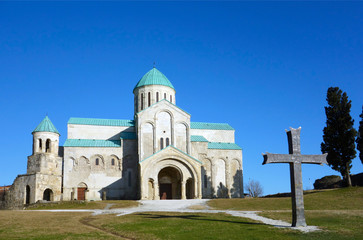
0;1;362;195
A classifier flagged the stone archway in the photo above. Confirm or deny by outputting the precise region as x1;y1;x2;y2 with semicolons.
43;188;53;201
158;167;181;199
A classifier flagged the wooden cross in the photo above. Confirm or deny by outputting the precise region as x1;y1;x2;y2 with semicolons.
262;127;327;227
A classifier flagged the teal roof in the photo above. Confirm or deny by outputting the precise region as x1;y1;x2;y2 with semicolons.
191;135;208;142
33;116;60;135
208;142;242;150
64;139;121;147
120;132;137;140
68;118;134;127
134;68;174;91
190;122;234;130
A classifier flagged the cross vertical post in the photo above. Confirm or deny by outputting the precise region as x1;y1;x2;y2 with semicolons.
262;127;327;227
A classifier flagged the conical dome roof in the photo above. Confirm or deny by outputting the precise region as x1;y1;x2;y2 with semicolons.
134;68;174;91
32;116;60;135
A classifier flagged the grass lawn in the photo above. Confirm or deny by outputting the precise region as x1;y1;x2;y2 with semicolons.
208;187;363;211
26;200;138;210
0;211;119;239
0;187;362;239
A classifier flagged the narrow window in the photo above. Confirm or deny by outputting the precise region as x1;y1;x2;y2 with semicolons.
96;158;99;165
128;171;132;187
204;175;208;188
166;138;170;147
46;139;51;153
170;95;172;103
160;138;164;150
111;158;115;166
148;92;151;107
135;95;138;112
156;92;159;102
164;93;166;99
39;139;42;150
141;93;144;110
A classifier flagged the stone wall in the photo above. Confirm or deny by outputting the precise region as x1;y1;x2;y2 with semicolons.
63;140;138;201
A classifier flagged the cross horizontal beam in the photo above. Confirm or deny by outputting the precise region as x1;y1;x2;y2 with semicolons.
263;153;328;165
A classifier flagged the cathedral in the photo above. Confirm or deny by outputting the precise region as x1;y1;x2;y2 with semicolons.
2;68;243;207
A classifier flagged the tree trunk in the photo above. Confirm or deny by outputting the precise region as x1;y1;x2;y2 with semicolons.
345;167;352;187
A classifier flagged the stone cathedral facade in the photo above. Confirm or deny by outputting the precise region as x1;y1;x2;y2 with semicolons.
2;68;243;207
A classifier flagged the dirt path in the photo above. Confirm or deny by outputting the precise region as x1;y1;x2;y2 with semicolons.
37;199;320;232
79;215;133;239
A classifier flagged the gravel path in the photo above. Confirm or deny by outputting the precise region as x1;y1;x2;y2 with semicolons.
35;199;320;233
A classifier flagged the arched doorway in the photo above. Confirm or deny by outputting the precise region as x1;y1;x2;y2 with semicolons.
43;188;53;201
77;182;87;200
158;167;181;199
25;185;30;204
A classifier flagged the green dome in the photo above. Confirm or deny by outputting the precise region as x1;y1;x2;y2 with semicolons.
32;116;60;135
134;68;174;91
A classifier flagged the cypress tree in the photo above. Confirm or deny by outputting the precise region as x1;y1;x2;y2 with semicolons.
357;106;363;164
321;87;357;187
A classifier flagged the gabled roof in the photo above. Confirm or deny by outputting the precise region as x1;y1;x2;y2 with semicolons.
190;122;234;130
208;142;242;150
134;68;174;91
68;117;135;127
33;116;60;135
64;139;121;147
191;135;208;142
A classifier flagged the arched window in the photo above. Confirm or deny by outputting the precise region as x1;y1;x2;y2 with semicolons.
141;93;144;110
160;138;164;150
39;139;42;150
135;95;138;112
164;93;166;99
45;139;51;153
156;92;159;102
95;158;99;165
170;95;172;103
111;158;115;166
148;92;151;107
166;138;170;147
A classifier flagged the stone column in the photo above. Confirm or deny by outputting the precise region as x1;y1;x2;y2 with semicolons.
85;190;89;201
181;181;186;200
154;182;160;200
33;138;38;154
42;139;46;153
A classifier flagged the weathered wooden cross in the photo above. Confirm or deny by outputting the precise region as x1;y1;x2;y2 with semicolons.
262;127;327;227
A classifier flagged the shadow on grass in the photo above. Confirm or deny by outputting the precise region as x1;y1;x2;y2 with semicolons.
136;213;264;226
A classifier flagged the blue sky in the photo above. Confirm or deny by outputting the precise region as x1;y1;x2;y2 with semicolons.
0;1;362;195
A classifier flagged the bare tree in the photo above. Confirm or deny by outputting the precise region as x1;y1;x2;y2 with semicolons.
245;179;263;197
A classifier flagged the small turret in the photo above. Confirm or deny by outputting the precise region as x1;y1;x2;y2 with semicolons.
32;116;60;155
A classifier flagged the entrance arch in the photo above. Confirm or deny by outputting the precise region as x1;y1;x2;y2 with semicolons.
158;167;181;199
43;188;53;201
77;182;88;200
